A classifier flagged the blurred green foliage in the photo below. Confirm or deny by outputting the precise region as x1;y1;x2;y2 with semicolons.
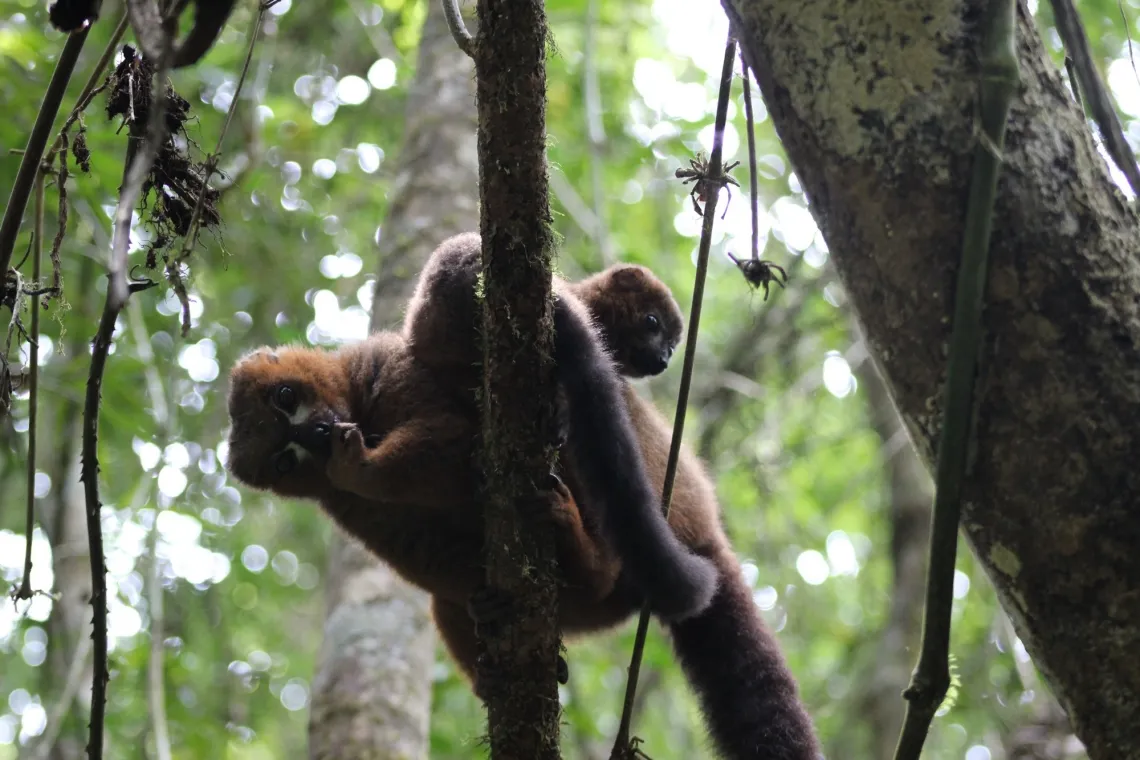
1;0;1126;757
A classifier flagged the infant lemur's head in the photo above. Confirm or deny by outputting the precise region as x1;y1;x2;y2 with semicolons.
579;264;684;378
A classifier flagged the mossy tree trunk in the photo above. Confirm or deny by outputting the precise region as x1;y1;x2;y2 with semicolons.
724;1;1140;757
473;0;562;757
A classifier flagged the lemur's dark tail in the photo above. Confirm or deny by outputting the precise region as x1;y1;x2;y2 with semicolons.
668;551;820;759
552;295;716;621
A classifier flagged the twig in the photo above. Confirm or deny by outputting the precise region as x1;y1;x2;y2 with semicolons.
81;40;174;760
582;0;613;267
728;60;787;299
1064;56;1082;109
740;55;760;262
891;1;1019;758
610;33;737;759
13;172;46;604
1049;0;1140;195
49;135;70;298
172;0;267;284
0;27;91;282
46;12;131;166
442;0;474;58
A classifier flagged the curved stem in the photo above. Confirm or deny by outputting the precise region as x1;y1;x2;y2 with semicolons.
441;0;474;58
0;28;91;281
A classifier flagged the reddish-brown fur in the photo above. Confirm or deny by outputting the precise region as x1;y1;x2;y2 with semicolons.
564;265;684;378
575;275;821;760
225;251;819;758
225;335;628;681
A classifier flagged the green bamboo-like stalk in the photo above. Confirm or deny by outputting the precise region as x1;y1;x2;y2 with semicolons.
892;2;1019;758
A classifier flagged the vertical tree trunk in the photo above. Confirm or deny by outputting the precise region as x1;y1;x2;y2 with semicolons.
472;0;562;756
43;445;94;760
308;540;435;760
307;2;480;757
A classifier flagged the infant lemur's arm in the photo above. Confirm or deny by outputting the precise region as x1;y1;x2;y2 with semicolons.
403;233;716;621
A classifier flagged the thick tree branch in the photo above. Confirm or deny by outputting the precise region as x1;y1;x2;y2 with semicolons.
894;3;1019;757
725;0;1140;755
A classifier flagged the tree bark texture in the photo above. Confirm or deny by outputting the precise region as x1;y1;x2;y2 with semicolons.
473;0;562;756
309;540;435;760
307;2;479;758
724;1;1140;757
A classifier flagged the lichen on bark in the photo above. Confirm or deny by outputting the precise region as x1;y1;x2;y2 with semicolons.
725;0;1140;756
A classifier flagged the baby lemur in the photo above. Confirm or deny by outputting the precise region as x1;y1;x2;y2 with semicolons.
404;232;716;624
401;234;820;760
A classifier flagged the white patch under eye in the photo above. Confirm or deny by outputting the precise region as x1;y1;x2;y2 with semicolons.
285;442;310;461
288;404;311;425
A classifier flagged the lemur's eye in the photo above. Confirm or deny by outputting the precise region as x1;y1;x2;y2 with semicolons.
644;314;660;332
274;449;297;475
275;384;297;413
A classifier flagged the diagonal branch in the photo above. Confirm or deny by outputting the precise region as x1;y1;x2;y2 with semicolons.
1049;0;1140;195
0;27;91;282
